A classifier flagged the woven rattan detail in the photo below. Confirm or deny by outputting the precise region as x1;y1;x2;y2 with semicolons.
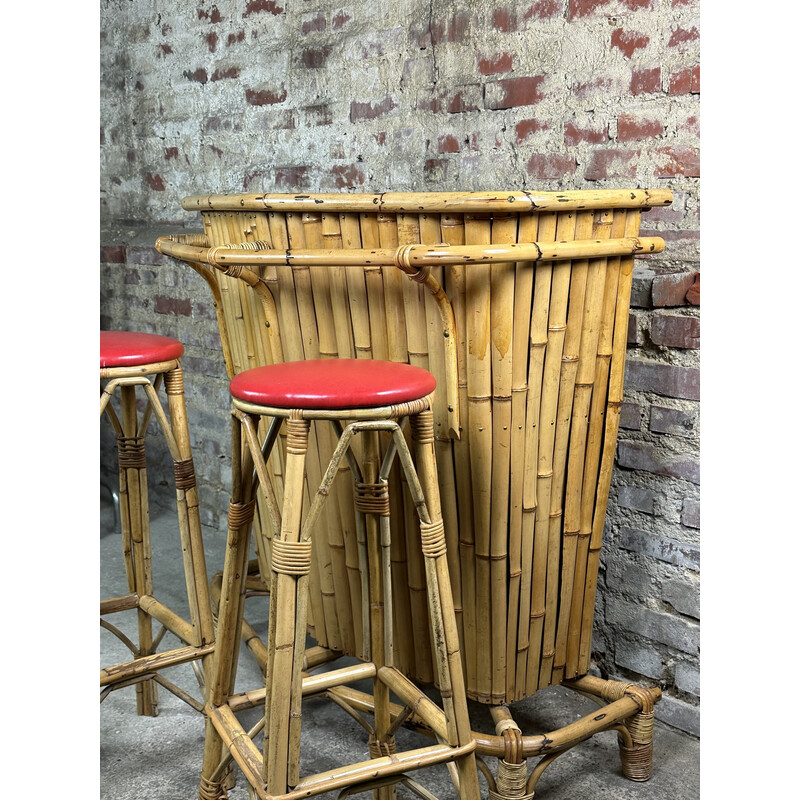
198;775;224;800
420;519;447;559
271;540;313;576
354;482;390;516
367;733;397;758
626;710;655;744
117;436;146;469
410;410;435;444
620;736;654;782
489;760;532;800
173;458;196;490
285;417;310;455
163;367;184;395
228;498;257;530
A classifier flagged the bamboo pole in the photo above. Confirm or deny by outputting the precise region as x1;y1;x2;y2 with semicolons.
181;188;673;214
513;210;550;700
464;212;493;703
552;210;613;685
440;212;477;697
539;209;594;690
578;210;642;674
489;212;517;703
525;210;576;696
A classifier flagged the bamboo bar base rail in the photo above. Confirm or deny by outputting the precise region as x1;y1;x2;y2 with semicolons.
157;188;672;795
200;364;480;800
100;333;215;715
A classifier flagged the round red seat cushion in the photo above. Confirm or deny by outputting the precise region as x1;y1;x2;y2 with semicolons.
100;331;184;368
229;359;437;409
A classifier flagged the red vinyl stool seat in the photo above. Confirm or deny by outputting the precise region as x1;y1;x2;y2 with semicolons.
100;330;184;368
229;358;437;409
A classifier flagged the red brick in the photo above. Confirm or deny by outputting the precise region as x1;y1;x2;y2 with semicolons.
243;0;284;15
565;121;608;146
197;5;223;23
524;1;563;21
184;68;208;84
625;357;700;401
526;153;577;180
650;313;700;349
127;246;164;266
332;9;352;30
274;166;310;189
446;85;482;114
159;44;173;57
300;44;332;68
329;165;365;189
164;146;179;160
154;295;192;317
206;32;218;52
100;245;126;264
350;95;397;121
619;402;644;430
628;312;641;345
416;89;442;113
424;158;451;183
617;440;699;485
145;173;165;191
515;118;548;143
630;67;661;95
651;271;698;307
373;132;387;146
669;26;699;49
437;134;460;153
485;76;545;110
685;274;699;305
301;12;326;34
210;67;240;81
569;0;652;20
246;86;288;105
611;28;650;58
431;13;469;44
669;65;700;95
585;148;640;180
617;113;664;141
304;104;333;126
492;8;518;32
477;51;513;76
655;146;699;178
571;76;615;99
227;31;246;46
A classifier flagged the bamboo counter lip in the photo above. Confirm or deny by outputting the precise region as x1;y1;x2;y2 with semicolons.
180;188;673;214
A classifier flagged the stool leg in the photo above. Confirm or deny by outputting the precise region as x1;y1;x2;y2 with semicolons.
118;383;158;717
199;416;257;800
265;416;311;795
164;365;215;660
362;429;395;800
410;411;480;800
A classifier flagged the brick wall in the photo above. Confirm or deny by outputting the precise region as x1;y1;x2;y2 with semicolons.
100;0;700;736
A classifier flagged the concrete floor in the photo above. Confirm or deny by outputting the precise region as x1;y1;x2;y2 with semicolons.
100;497;699;800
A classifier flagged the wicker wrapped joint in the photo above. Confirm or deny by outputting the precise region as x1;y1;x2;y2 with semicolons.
156;188;672;797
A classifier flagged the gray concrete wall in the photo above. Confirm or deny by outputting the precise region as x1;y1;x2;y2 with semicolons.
100;0;700;736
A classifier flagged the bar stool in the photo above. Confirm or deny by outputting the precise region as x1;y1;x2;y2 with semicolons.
199;359;480;800
100;331;215;714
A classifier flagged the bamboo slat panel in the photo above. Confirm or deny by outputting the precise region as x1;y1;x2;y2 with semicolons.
159;188;671;703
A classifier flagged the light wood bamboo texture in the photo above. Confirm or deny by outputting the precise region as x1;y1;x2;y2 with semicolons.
157;188;671;704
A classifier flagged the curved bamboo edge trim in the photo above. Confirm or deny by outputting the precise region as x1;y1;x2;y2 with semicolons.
100;358;181;380
156;235;665;269
180;188;673;213
230;394;434;421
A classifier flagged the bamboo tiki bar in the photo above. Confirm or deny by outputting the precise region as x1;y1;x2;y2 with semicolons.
157;188;672;790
